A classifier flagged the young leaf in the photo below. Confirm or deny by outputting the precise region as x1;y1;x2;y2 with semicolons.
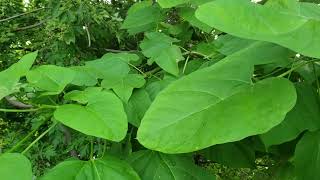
178;7;212;33
138;43;296;153
260;83;320;147
0;153;33;180
122;2;163;34
101;74;146;103
0;51;37;100
294;131;320;180
127;150;215;180
140;32;184;76
196;0;320;58
41;155;140;180
85;53;139;80
26;65;75;94
54;87;128;141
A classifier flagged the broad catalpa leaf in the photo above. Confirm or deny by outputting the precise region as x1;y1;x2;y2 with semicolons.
196;0;320;58
70;66;97;86
178;7;212;33
54;87;127;141
140;32;183;76
137;42;296;153
127;150;215;180
0;51;37;100
85;53;139;80
26;65;75;94
294;131;320;180
122;1;163;34
260;83;320;147
0;153;33;180
102;74;146;103
41;155;140;180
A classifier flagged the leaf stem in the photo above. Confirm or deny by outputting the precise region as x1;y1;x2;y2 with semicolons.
6;118;49;153
21;122;57;155
182;55;190;74
0;104;58;113
278;60;319;77
128;62;147;77
90;138;94;159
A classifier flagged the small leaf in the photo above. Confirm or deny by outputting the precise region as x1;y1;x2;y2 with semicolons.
0;51;37;100
41;156;140;180
26;65;75;94
127;150;215;180
294;131;320;180
122;2;163;34
0;153;33;180
102;74;146;103
54;87;127;141
140;32;183;76
85;53;139;80
178;7;212;33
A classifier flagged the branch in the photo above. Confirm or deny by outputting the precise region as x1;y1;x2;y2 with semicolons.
0;7;46;23
15;21;46;31
5;96;33;109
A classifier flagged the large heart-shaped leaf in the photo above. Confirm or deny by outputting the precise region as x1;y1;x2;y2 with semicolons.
260;83;320;147
294;131;320;180
127;150;215;180
196;0;320;58
0;51;37;100
157;0;189;8
137;43;296;153
41;155;140;180
54;87;127;141
0;153;33;180
140;32;184;76
26;65;75;94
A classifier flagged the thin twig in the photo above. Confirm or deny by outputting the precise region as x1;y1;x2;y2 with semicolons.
85;24;91;47
0;7;46;23
15;20;46;31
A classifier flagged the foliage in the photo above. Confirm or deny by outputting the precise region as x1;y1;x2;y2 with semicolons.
1;0;320;179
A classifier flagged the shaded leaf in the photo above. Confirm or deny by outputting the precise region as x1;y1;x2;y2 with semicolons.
127;150;215;180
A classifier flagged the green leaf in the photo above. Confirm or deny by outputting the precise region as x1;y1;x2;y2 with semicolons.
85;53;139;80
122;2;163;34
41;156;140;180
0;51;37;100
126;89;152;127
215;35;255;55
127;150;215;180
138;43;296;153
158;0;189;8
294;131;320;180
261;83;320;147
195;0;320;58
200;141;255;168
70;66;97;86
178;7;212;33
140;32;184;76
26;65;75;94
54;87;127;141
0;153;33;180
101;73;146;103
